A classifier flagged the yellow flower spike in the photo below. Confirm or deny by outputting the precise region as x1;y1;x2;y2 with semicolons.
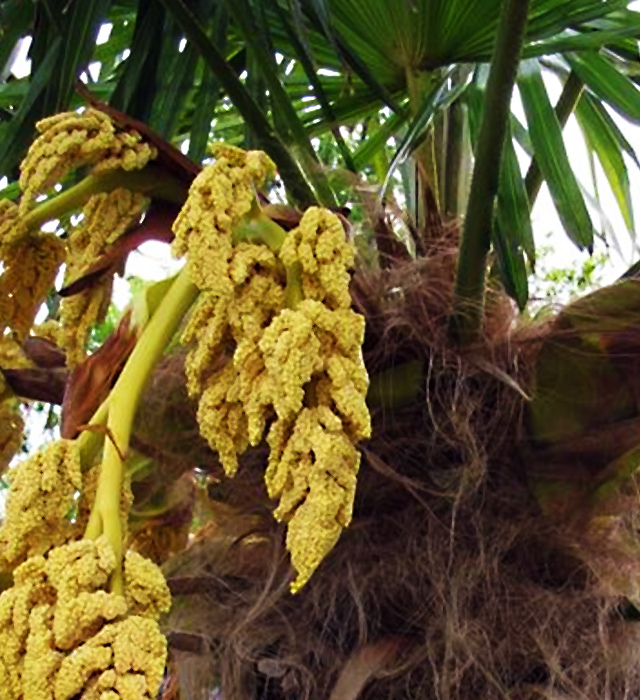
59;282;112;368
279;206;355;310
54;616;167;700
0;400;24;476
286;471;347;594
172;144;275;291
326;354;371;440
0;440;82;568
257;297;368;589
59;188;146;367
259;306;324;421
18;109;157;214
265;407;361;592
0;555;53;700
182;286;234;397
123;550;171;620
0;233;66;340
23;604;60;700
197;364;249;477
66;189;147;267
0;200;27;256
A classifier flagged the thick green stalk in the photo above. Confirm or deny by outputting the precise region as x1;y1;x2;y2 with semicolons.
84;266;199;593
448;0;531;344
525;70;584;206
77;399;110;471
21;164;189;239
231;200;287;251
443;98;467;217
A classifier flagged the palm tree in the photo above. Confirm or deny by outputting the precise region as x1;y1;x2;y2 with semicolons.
2;1;640;699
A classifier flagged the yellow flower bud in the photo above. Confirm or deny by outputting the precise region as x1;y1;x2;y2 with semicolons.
123;550;171;620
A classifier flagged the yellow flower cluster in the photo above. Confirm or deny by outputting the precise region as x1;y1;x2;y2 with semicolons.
173;145;283;474
59;188;147;367
259;298;369;591
0;200;26;257
0;440;82;569
176;146;370;591
0;336;31;474
0;536;169;700
0;231;66;340
0;108;157;362
172;143;275;292
19;109;156;214
191;243;286;474
0;400;23;476
279;206;355;310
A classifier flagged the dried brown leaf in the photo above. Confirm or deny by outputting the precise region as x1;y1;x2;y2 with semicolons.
60;311;137;438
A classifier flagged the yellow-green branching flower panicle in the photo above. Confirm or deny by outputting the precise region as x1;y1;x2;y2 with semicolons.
0;537;170;700
176;146;371;592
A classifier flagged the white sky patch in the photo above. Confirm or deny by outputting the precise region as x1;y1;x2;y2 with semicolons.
87;62;101;82
10;37;31;79
107;242;184;310
40;220;59;233
34;303;48;325
96;23;113;46
178;37;187;53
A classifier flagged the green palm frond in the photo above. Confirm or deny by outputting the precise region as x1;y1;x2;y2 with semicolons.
0;0;639;312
